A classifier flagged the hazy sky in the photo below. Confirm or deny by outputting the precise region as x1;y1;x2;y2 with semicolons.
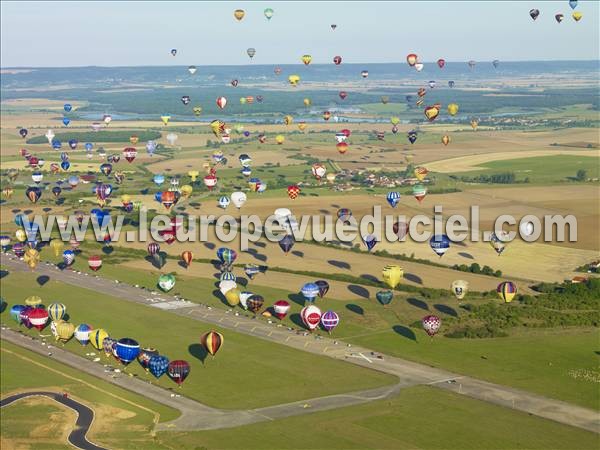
1;1;598;67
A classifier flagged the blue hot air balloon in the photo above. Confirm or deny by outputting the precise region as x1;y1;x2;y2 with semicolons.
63;249;75;266
362;234;378;251
217;247;237;265
386;192;401;208
278;234;295;254
149;355;170;378
52;140;62;150
85;142;93;151
448;80;455;88
220;271;237;282
241;167;252;177
62;117;71;126
10;305;26;324
64;103;73;112
218;196;230;209
153;174;165;185
61;161;70;171
569;0;577;9
68;139;78;150
301;282;320;303
154;191;162;203
429;234;451;257
116;338;140;365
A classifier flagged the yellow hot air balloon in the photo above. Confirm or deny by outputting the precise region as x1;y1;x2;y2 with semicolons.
210;119;225;137
160;115;171;126
25;295;42;307
89;329;109;350
497;281;517;303
390;116;400;126
24;248;40;270
301;54;312;65
414;166;429;181
56;321;75;342
424;106;440;121
225;288;240;306
121;194;131;205
15;229;27;243
572;11;582;21
447;103;459;116
382;265;403;289
234;9;245;21
275;135;285;145
303;98;311;107
284;115;293;125
188;170;199;182
451;280;469;300
288;75;300;86
2;187;13;199
297;122;307;131
50;239;64;257
470;119;478;130
442;135;450;146
181;185;193;198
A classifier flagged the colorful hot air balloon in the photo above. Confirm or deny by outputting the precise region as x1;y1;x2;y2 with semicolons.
430;235;450;257
497;282;517;303
490;231;510;256
320;311;340;333
158;273;176;292
301;282;320;303
301;54;312;65
273;300;290;320
90;329;109;350
572;11;582;21
74;324;93;345
10;305;26;324
412;184;427;203
442;135;450;146
138;347;160;370
116;338;140;365
28;308;49;331
47;303;66;322
363;234;378;251
386;192;401;208
300;305;322;331
333;55;342;65
168;360;190;386
422;315;441;337
437;58;445;68
382;265;403;289
149;355;170;378
451;280;469;300
287;185;301;200
178;250;192;268
376;290;394;306
88;255;102;271
264;8;274;20
201;331;224;356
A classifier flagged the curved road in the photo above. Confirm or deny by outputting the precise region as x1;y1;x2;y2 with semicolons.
1;255;599;434
1;391;107;450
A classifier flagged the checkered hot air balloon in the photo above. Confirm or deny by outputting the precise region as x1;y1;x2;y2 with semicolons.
247;295;264;314
422;315;441;337
287;185;301;200
149;355;170;378
201;330;224;356
320;310;340;333
102;337;117;357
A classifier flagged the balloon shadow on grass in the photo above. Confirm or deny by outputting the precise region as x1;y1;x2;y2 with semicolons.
204;242;216;250
361;274;380;284
289;313;305;329
348;285;370;299
1;270;9;280
434;304;458;317
404;273;423;285
36;275;50;286
458;252;474;260
188;343;208;365
407;297;429;311
291;250;304;258
212;289;230;307
328;260;350;270
287;293;305;307
393;325;416;342
346;304;364;315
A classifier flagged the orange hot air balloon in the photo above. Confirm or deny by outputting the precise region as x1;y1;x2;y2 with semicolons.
129;135;139;145
287;185;301;199
336;142;349;154
442;135;450;146
406;54;418;66
181;251;193;267
234;9;245;21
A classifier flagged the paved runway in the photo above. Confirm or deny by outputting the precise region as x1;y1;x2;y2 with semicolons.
1;255;599;434
1;391;107;450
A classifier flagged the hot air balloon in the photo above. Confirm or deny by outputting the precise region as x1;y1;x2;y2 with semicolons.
188;65;197;75
137;347;159;370
116;338;140;365
149;355;170;378
278;234;295;254
181;250;193;268
412;184;427;203
320;310;339;333
300;305;322;331
287;185;301;200
247;48;256;59
158;273;176;292
25;186;42;203
230;191;247;209
442;135;450;146
569;0;578;9
333;55;342;65
363;234;378;251
217;247;237;267
123;147;137;163
361;70;369;78
243;263;260;280
56;321;75;342
407;130;418;144
170;49;177;56
74;324;92;345
572;11;582;21
63;249;75;266
339;91;348;100
490;231;510;256
273;300;290;320
530;9;540;20
234;9;245;20
301;54;312;65
382;265;403;289
315;280;330;298
424;106;440;121
88;255;102;271
497;282;517;303
422;315;441;337
167;360;190;386
430;235;450;257
386;192;401;208
264;7;274;20
414;167;429;182
90;329;109;351
376;290;394;306
447;103;459;116
437;58;445;68
19;128;28;138
247;295;265;314
301;282;320;303
224;288;240;306
451;280;469;300
28;308;49;331
101;337;116;357
311;163;326;180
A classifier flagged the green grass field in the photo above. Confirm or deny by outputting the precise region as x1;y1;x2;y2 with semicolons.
455;155;600;184
0;270;397;409
1;340;178;449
